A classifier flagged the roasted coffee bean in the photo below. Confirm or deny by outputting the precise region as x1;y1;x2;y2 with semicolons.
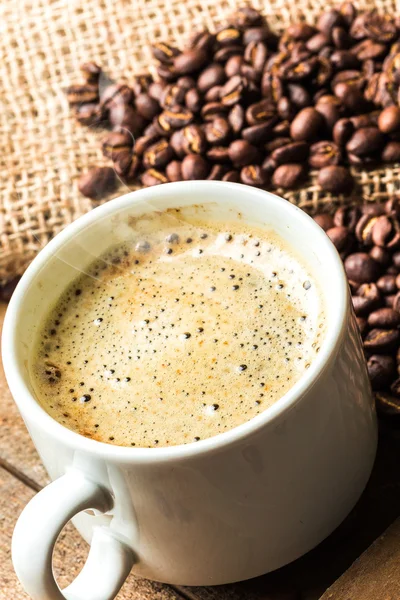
377;275;397;294
385;197;400;218
326;226;352;254
201;102;228;120
353;282;381;315
286;83;311;108
131;74;153;96
367;355;395;389
228;140;259;167
156;107;194;133
197;64;226;92
375;391;400;417
346;127;385;157
100;84;133;109
166;160;182;182
244;41;268;72
333;118;354;146
306;33;330;53
245;99;275;126
185;88;202;113
393;252;400;269
287;23;316;41
214;45;244;63
141;169;168;186
393;291;400;313
240;165;268;186
181;124;207;154
317;9;344;36
216;27;242;46
114;153;141;182
290;107;325;142
227;104;245;133
220;75;247;106
80;62;101;83
364;328;400;353
242;122;274;145
370;246;391;266
222;170;241;182
181;154;210;180
134;133;160;157
108;105;146;136
160;84;186;109
207;164;228;180
66;83;99;105
135;93;161;121
78;167;117;199
371;216;400;249
368;308;400;328
207;146;230;162
225;55;244;78
102;131;133;160
174;49;208;74
272;164;305;189
309;141;341;169
317;165;354;194
313;214;334;231
143;139;174;169
344;252;380;283
271;141;308;165
315;96;342;130
355;213;379;245
204;84;223;101
378;106;400;135
187;30;216;53
152;42;180;64
75;103;103;126
205;118;231;145
382;142;400;163
334;206;360;232
243;26;273;46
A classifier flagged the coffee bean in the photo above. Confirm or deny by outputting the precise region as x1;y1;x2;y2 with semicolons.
334;206;361;232
228;140;259;167
141;169;168;186
317;165;354;194
222;170;240;182
181;154;210;180
197;64;226;92
102;131;133;161
290;107;325;142
205;118;231;145
131;74;153;96
66;83;99;105
75;103;103;126
375;391;400;418
230;6;263;28
152;42;180;64
309;141;341;169
182;125;207;154
134;134;160;157
244;41;268;72
227;104;245;133
220;75;247;106
272;164;305;189
353;282;381;316
344;252;380;283
174;49;208;74
207;164;228;180
100;84;133;109
346;127;385;157
377;275;397;295
240;165;268;186
135;94;161;121
109;105;145;136
166;160;182;182
378;106;400;134
367;355;395;389
143;139;174;169
313;214;334;231
364;328;400;353
185;88;202;113
368;308;400;328
114;153;141;182
370;246;391;266
271;142;309;165
382;142;400;163
201;102;228;121
243;26;273;45
326;226;352;254
371;216;400;249
78;167;117;199
332;118;354;146
80;62;101;83
242;122;273;145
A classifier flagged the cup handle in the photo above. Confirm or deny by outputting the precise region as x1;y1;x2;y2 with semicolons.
12;468;135;600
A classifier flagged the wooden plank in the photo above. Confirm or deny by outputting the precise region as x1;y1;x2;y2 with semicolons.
320;518;400;600
0;465;185;600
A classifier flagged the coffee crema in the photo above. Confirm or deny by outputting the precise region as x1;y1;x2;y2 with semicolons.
31;208;326;448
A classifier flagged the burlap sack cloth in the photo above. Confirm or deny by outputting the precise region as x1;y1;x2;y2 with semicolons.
1;0;399;284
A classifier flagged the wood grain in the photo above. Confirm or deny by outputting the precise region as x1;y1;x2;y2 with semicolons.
0;465;185;600
320;518;400;600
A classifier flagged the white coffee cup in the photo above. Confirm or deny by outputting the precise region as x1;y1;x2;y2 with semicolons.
3;181;377;600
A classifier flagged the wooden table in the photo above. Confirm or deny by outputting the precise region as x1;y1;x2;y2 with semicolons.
1;300;399;600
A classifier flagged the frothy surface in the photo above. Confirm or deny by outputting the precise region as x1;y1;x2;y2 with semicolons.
31;208;326;448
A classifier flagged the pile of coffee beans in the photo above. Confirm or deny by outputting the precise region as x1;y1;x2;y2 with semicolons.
314;197;400;418
67;4;400;199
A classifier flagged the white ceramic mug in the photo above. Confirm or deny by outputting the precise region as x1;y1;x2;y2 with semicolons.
3;181;377;600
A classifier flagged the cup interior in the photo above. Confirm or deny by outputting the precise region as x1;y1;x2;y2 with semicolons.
3;181;349;455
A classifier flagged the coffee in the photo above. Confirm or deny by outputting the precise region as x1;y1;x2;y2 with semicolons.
31;208;326;448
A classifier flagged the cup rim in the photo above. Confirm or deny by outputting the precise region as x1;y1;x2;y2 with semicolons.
2;181;349;463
